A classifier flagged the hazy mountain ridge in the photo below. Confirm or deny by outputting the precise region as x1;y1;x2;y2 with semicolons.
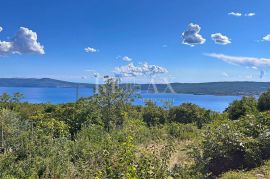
0;78;270;96
0;78;93;88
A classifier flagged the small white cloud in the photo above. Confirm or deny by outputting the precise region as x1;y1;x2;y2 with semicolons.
251;66;258;70
0;27;3;32
122;56;132;62
228;12;255;17
182;23;206;46
211;33;231;45
262;35;270;41
245;13;256;17
0;27;44;55
84;47;97;53
228;12;242;17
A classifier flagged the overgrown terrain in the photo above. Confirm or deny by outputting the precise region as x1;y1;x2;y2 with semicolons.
1;79;270;178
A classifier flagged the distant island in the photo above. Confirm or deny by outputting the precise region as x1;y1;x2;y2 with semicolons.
0;78;270;96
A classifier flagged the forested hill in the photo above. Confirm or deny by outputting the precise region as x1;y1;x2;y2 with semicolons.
0;78;93;88
0;78;270;96
137;81;270;96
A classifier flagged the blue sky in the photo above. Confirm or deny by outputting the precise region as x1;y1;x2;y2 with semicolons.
0;0;270;83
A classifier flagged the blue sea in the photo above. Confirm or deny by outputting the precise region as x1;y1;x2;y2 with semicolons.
0;87;241;112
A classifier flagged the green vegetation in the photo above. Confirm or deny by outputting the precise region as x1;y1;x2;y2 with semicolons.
1;79;270;178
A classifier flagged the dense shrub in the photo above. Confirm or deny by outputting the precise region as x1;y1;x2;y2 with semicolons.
71;125;174;178
192;113;270;177
258;89;270;111
142;101;167;126
166;123;198;140
226;96;258;120
169;103;210;128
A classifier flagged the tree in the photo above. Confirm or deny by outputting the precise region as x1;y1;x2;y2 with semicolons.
0;93;11;103
226;96;257;120
95;78;135;131
258;89;270;111
12;93;23;103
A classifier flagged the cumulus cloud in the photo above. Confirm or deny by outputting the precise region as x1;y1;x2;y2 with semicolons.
211;33;231;45
0;27;45;55
182;23;206;46
245;13;256;17
114;62;168;78
122;56;132;62
206;53;270;78
228;12;242;17
0;27;3;32
84;47;97;53
262;35;270;41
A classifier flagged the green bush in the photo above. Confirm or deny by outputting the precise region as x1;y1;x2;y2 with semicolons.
192;114;270;177
226;96;258;120
258;89;270;111
142;101;167;126
169;103;211;128
166;123;198;140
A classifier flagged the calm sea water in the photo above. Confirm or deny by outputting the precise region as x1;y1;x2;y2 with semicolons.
0;87;241;112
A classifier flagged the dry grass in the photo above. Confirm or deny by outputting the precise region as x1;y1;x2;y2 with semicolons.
136;138;194;169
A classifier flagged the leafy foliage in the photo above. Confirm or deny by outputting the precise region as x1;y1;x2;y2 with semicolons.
1;82;270;178
258;89;270;111
226;96;258;120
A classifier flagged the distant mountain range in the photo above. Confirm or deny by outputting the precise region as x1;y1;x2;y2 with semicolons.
0;78;270;96
139;82;270;96
0;78;93;88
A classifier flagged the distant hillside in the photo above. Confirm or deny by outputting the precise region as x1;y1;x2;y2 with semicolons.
0;78;93;88
0;78;270;96
139;82;270;96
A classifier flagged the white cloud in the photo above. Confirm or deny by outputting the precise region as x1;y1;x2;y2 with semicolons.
262;35;270;41
122;56;132;62
206;53;270;79
114;62;168;77
182;23;206;46
0;27;3;32
228;12;242;17
211;33;231;45
228;12;256;17
206;53;270;67
84;47;97;53
0;27;45;55
245;13;256;17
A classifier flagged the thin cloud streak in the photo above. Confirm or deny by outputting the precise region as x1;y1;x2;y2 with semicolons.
206;53;270;79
